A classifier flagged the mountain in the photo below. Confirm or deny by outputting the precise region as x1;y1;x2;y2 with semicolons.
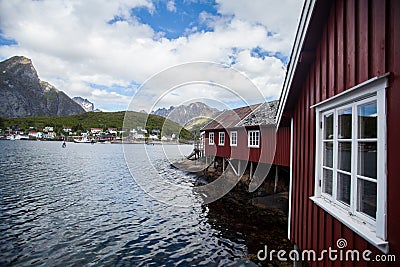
152;102;221;127
73;97;94;112
0;56;85;118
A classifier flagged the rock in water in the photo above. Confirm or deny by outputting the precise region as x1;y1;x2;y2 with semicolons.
0;56;85;118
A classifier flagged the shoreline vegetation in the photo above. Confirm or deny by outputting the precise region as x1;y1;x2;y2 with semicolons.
0;111;194;142
172;159;293;266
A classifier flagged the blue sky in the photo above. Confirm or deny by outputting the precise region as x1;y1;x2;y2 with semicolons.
0;0;303;111
129;0;219;39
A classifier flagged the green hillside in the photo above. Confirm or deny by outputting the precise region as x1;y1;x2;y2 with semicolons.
1;111;193;140
183;117;213;136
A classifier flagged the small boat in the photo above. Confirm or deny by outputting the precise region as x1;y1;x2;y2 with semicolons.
73;137;95;143
15;134;29;140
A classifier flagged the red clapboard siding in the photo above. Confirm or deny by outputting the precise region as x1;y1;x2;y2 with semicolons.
204;126;290;167
287;0;400;265
336;0;345;93
273;127;290;166
387;0;400;257
357;0;369;83
345;0;356;89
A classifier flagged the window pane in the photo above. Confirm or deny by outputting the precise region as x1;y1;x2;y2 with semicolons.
358;101;377;139
323;142;333;168
323;169;333;196
324;113;333;140
338;142;351;172
357;179;377;219
338;108;352;139
337;173;351;205
255;132;259;145
358;142;377;179
231;132;237;145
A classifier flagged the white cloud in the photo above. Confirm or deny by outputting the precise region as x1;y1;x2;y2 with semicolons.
166;1;177;12
216;0;303;54
0;0;303;111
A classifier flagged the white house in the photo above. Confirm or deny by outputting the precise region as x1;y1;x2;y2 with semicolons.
43;126;54;132
90;128;103;134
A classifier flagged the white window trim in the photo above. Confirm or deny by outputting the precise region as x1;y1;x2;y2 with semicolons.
208;132;214;145
248;130;260;148
312;74;389;253
230;131;237;146
218;132;225;146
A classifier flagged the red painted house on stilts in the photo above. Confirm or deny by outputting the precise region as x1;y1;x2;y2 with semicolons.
277;0;400;265
202;100;290;189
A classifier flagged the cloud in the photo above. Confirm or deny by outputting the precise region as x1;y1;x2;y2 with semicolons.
216;0;303;54
166;1;177;12
0;0;303;111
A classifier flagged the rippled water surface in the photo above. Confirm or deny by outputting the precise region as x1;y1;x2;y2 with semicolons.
0;141;250;266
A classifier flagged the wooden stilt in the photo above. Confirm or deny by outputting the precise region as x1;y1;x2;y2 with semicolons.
222;158;225;171
274;165;279;193
250;161;253;180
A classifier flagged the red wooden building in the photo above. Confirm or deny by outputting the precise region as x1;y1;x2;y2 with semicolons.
277;0;400;265
202;100;290;170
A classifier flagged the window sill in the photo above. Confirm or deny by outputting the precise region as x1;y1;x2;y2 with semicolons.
248;145;260;148
310;196;388;253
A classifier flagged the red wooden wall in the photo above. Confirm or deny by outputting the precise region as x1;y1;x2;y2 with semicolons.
289;0;400;265
204;126;290;167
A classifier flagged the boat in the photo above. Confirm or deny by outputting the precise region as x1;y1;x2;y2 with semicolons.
73;137;96;143
15;134;29;140
6;135;15;141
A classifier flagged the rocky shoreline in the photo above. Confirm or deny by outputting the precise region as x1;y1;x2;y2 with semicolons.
172;159;294;266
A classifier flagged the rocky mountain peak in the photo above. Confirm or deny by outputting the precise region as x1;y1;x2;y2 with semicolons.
72;97;94;112
1;56;39;85
0;56;85;118
152;102;221;126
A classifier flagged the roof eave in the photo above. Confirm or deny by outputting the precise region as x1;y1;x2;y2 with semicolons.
276;0;317;127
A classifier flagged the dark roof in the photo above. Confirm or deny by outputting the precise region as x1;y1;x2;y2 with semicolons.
236;100;279;126
201;104;260;131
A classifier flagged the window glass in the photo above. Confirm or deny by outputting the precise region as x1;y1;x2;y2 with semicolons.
337;173;351;205
358;101;377;139
323;142;333;168
230;132;237;145
219;132;224;145
248;131;259;147
358;142;377;179
324;113;333;140
338;142;351;172
323;168;333;196
357;179;377;219
338;108;352;139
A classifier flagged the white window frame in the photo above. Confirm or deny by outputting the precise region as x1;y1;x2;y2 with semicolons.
218;132;225;146
310;74;389;253
230;131;237;146
248;130;260;148
208;132;214;145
